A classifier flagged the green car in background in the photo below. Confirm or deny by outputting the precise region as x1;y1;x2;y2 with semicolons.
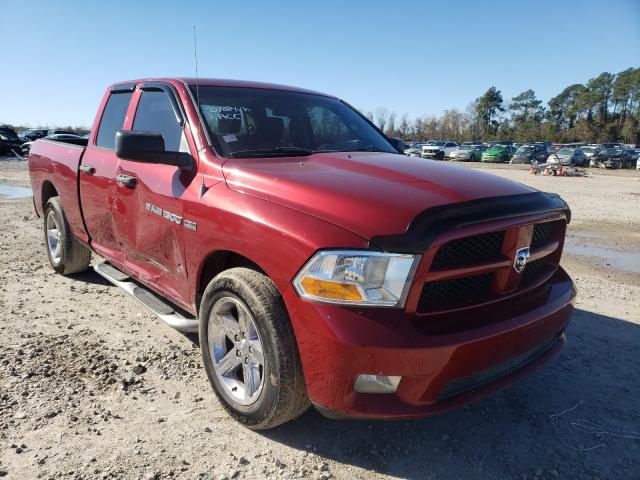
481;145;517;163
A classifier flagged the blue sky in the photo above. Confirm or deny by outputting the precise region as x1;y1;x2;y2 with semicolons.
2;0;639;127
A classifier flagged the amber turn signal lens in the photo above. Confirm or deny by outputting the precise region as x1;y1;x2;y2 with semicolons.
300;277;363;301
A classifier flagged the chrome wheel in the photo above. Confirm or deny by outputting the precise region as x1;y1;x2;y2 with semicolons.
208;296;265;406
46;210;62;265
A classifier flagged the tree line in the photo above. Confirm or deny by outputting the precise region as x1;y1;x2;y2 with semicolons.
366;67;640;144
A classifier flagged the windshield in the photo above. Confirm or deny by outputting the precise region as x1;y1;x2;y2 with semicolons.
516;146;534;154
427;141;446;146
582;147;595;153
191;86;397;158
487;146;505;152
556;148;575;155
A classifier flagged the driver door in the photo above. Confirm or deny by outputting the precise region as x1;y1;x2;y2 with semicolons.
113;85;193;306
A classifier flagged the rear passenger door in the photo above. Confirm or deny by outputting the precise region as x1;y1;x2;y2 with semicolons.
113;84;193;306
79;85;134;266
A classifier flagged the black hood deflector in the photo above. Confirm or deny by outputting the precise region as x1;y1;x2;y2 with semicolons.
368;192;570;253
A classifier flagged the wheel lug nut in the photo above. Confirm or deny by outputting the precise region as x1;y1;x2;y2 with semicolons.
248;347;252;353
236;350;241;356
244;357;249;364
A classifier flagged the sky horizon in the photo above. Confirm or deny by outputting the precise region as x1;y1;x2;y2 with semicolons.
2;0;639;128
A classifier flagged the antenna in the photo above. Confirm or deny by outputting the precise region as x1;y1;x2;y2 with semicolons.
193;25;201;114
193;25;207;198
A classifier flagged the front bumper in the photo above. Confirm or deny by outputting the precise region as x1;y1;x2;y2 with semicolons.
284;267;576;420
421;150;444;159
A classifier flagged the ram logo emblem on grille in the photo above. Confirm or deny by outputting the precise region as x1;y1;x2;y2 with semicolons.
514;247;530;273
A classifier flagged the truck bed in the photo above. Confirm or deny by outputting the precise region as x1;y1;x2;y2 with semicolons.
28;138;89;243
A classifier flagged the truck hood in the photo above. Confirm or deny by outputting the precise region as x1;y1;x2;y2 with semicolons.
422;145;443;151
222;152;534;241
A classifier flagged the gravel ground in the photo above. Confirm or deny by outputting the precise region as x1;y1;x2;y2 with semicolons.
1;158;639;480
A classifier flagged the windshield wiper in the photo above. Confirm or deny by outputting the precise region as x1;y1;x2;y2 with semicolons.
228;147;312;158
350;146;389;152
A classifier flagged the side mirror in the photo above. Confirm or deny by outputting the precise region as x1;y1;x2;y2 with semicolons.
115;130;192;168
387;136;405;153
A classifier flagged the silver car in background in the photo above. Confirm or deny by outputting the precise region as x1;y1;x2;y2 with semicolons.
404;143;427;157
449;144;484;161
547;147;588;166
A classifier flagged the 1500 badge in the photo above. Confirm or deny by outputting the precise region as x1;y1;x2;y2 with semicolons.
145;203;197;231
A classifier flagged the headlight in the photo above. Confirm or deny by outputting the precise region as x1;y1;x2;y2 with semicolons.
293;250;419;307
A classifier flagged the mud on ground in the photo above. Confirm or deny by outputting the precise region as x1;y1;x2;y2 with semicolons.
1;158;639;480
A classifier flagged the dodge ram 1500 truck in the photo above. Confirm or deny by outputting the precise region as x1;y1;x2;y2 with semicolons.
28;78;576;429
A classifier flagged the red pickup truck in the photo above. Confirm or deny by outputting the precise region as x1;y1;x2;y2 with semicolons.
28;78;576;429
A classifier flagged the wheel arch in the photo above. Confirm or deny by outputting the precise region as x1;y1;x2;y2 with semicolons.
195;250;269;311
41;180;59;211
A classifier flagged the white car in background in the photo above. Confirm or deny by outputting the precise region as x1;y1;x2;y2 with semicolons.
421;141;459;160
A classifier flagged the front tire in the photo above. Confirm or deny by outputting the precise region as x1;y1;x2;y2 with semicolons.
44;197;91;274
199;268;309;429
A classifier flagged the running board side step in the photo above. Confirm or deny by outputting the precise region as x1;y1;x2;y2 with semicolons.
94;262;199;333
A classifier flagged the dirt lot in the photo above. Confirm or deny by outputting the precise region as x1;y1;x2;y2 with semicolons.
1;158;639;480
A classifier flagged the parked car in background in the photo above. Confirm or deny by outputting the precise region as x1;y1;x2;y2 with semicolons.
449;144;484;161
0;127;24;156
510;144;549;164
548;145;561;155
421;141;459;159
47;129;79;136
19;129;49;142
590;145;628;169
21;133;83;157
598;143;634;168
547;148;588;167
485;140;514;148
481;144;516;163
622;146;636;168
580;145;601;163
404;143;426;156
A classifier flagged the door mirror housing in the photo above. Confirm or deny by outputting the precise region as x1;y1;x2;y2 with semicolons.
387;136;406;153
115;130;192;168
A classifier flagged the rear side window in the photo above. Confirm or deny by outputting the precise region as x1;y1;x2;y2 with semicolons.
133;90;184;152
96;92;133;149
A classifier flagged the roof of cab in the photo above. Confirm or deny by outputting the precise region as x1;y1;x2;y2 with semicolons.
109;77;334;98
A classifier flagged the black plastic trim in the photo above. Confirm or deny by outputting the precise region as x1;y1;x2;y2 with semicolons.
110;83;136;93
368;192;570;253
140;82;185;126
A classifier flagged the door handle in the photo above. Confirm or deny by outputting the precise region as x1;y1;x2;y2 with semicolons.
79;165;95;175
116;174;137;188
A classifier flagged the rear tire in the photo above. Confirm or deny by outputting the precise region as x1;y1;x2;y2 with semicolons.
44;197;91;275
199;267;309;430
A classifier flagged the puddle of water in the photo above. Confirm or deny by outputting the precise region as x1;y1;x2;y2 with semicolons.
0;183;32;199
564;240;640;273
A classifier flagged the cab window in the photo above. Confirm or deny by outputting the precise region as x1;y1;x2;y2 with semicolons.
96;91;133;149
133;90;186;152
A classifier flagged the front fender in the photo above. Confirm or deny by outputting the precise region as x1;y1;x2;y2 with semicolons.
183;183;369;309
